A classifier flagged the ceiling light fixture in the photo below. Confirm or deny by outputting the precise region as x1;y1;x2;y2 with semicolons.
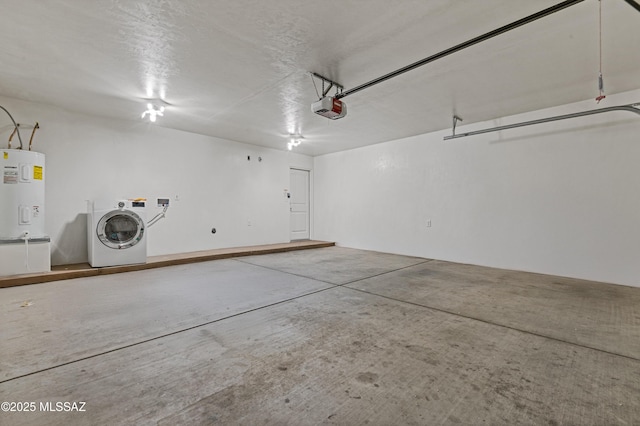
287;135;304;150
141;103;165;123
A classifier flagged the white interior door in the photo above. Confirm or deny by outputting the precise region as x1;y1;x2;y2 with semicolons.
290;168;310;241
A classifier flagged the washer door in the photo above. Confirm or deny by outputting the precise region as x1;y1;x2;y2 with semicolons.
97;210;145;249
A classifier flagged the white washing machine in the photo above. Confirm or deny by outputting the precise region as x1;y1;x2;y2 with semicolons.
87;199;147;267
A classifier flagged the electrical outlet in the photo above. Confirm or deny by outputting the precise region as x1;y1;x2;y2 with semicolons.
427;219;432;228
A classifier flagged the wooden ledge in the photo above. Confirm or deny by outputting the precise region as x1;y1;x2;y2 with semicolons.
0;240;335;289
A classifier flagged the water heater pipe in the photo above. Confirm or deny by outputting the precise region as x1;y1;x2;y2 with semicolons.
622;0;640;13
0;105;23;149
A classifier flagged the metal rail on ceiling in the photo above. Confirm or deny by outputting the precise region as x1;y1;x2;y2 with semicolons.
335;0;586;100
443;103;640;140
333;0;640;101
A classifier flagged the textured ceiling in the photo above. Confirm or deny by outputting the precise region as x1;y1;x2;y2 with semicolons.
1;0;639;155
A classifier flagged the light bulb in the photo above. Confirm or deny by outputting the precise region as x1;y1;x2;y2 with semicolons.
142;102;165;122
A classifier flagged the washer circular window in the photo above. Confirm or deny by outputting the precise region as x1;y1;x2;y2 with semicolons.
97;210;145;249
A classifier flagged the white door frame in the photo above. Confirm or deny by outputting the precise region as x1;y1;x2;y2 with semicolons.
289;167;311;241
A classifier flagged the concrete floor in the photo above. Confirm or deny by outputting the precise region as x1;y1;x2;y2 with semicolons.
0;247;638;425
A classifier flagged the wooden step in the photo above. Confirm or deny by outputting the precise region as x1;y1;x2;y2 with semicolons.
0;240;335;288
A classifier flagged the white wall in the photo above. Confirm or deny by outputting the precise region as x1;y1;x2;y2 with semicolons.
314;90;640;287
0;96;312;265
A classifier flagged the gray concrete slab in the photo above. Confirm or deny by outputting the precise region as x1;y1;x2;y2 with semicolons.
345;259;640;360
1;287;638;425
239;246;427;285
0;259;332;381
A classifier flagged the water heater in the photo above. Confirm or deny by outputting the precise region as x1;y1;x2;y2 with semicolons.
0;149;50;276
0;149;46;238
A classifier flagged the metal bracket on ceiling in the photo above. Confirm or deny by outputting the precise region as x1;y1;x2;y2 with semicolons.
452;115;463;137
444;103;640;141
310;72;344;98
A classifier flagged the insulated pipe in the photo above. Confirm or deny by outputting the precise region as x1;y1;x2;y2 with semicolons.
335;0;586;100
443;104;640;140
